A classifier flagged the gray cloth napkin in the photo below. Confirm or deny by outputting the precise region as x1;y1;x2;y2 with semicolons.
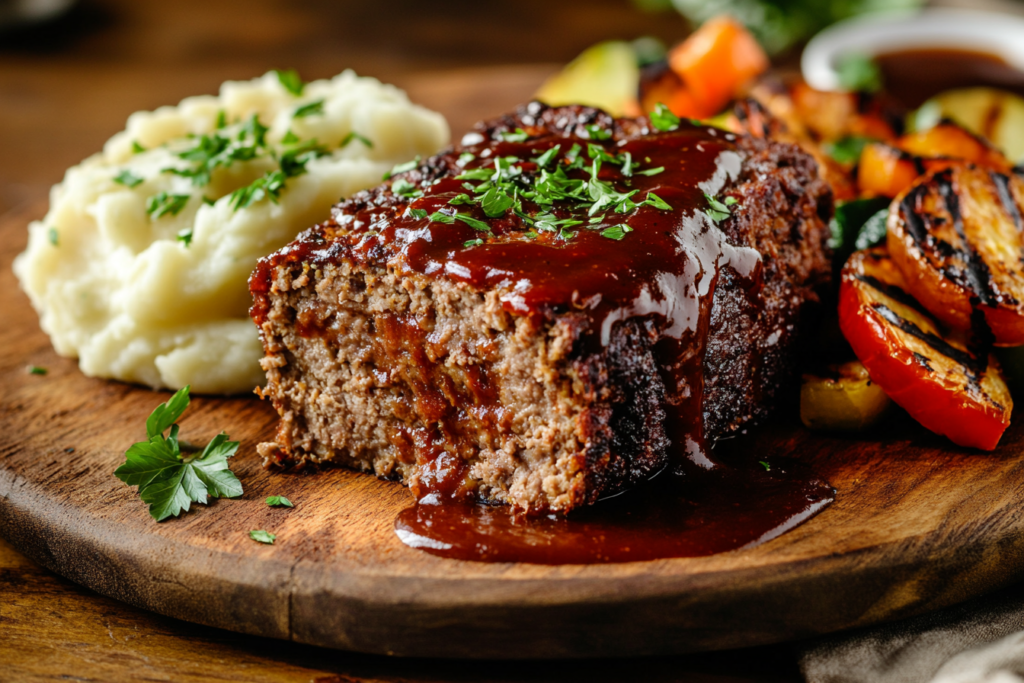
800;582;1024;683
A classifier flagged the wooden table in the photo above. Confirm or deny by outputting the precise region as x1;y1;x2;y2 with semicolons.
0;1;807;679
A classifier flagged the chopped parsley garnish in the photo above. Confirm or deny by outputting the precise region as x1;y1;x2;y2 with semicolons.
278;139;330;178
430;211;455;224
457;152;476;165
464;238;485;247
266;495;294;508
114;386;243;522
533;145;560;168
480;186;514;217
600;225;633;240
177;227;193;247
760;460;771;471
202;196;216;206
384;156;421;180
274;69;305;96
408;208;428;219
250;530;276;544
146;192;190;219
47;227;58;246
500;128;530;142
455;213;492;232
391;178;423;199
340;131;373;148
114;170;144;188
27;365;47;375
650;103;681;132
644;192;672;211
293;99;325;118
584;124;612;141
637;166;665;176
281;129;299;144
131;140;147;155
229;170;286;210
704;193;737;223
215;110;228;129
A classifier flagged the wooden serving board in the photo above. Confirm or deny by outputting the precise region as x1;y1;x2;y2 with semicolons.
4;70;1024;660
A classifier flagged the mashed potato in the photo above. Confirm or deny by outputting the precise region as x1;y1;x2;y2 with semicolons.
14;71;449;394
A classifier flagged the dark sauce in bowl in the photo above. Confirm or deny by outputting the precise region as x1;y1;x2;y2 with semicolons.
875;47;1024;109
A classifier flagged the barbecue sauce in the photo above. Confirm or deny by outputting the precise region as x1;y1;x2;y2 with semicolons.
875;48;1024;109
253;109;834;563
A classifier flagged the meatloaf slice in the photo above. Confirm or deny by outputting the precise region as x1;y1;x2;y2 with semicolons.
249;102;832;513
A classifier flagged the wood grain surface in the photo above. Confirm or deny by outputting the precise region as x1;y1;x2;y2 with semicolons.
4;174;1024;660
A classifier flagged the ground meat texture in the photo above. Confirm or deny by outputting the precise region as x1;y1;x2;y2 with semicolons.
250;102;832;514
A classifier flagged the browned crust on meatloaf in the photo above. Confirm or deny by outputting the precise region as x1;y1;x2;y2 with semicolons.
250;103;831;513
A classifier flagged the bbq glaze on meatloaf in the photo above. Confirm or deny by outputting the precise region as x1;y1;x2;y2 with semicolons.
249;102;832;513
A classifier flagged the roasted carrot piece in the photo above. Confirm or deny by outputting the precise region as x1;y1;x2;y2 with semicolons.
668;16;768;116
858;143;924;198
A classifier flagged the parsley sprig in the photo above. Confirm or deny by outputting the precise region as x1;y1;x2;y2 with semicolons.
114;386;243;522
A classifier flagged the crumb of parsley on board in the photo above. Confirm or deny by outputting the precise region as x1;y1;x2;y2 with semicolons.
115;386;243;521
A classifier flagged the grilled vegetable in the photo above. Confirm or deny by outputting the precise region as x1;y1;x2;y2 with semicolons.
838;247;1012;450
800;361;892;431
858;123;1011;199
666;16;768;117
535;41;641;117
887;164;1024;345
918;88;1024;162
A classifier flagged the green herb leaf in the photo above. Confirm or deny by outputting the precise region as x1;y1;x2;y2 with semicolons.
279;139;330;178
584;124;612;141
146;192;191;219
177;228;193;247
601;225;632;240
854;207;890;250
47;227;58;246
293;99;325;119
828;196;890;253
115;386;243;521
836;53;882;94
760;460;771;471
340;131;373;148
457;152;475;165
463;238;485;247
266;495;294;508
533;145;560;168
637;166;665;176
384;156;421;180
274;69;305;96
480;186;514;217
644;192;672;211
455;213;492;232
392;178;423;199
650;103;680;132
430;211;455;224
704;193;733;223
823;136;874;165
27;365;47;375
215;110;228;129
500;128;530;142
408;208;428;219
250;530;276;544
228;170;286;210
448;193;476;206
131;140;147;155
281;129;299;144
114;170;144;188
202;196;215;206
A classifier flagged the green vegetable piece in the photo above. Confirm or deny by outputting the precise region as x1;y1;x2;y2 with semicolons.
115;386;243;522
500;128;530;142
463;238;485;247
760;461;771;471
853;207;890;250
836;53;882;94
480;186;515;217
824;136;874;165
47;227;58;246
429;211;455;224
250;530;276;544
644;192;672;211
533;145;560;168
828;196;890;252
274;69;305;96
113;170;144;188
28;365;47;375
408;208;428;219
266;496;294;508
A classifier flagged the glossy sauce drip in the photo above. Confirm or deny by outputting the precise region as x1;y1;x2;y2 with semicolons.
876;48;1024;109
